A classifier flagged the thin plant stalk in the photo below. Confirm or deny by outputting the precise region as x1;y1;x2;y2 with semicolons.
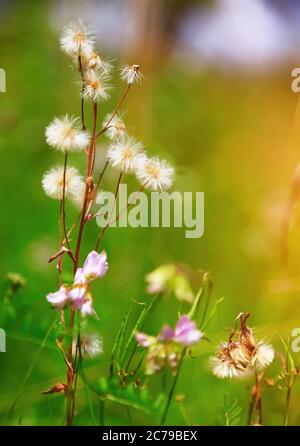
96;85;131;138
65;102;98;426
160;348;187;426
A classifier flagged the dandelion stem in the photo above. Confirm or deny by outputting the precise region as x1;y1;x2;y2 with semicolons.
96;84;131;138
284;382;293;426
65;102;98;426
78;54;86;130
95;160;109;192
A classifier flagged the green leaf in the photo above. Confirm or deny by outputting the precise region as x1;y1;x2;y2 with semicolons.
110;309;132;377
97;377;166;418
218;393;242;426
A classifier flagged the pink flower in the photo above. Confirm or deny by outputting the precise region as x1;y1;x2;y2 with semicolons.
80;299;96;317
158;325;175;342
173;315;203;346
74;268;86;285
47;287;69;309
68;285;87;309
75;250;108;285
135;332;156;347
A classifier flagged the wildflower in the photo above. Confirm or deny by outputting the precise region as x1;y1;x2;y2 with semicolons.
120;64;143;85
46;286;69;309
135;332;156;347
136;315;202;374
80;299;95;317
146;264;194;303
42;166;84;200
45;115;89;152
136;156;174;191
46;283;96;317
74;250;108;285
107;135;145;173
173;315;203;346
73;333;103;358
103;113;127;140
60;19;94;55
82;70;110;102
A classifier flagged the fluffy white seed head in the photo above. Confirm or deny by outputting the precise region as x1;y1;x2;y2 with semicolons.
45;115;89;152
73;333;103;358
136;156;174;191
252;342;275;370
69;180;86;209
120;64;143;85
82;70;110;102
60;19;94;55
107;136;145;173
209;356;240;379
103;113;127;140
42;166;84;200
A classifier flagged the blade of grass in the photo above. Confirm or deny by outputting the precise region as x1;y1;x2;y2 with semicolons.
6;317;57;420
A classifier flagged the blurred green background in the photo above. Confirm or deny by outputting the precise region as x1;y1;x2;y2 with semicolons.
1;0;300;426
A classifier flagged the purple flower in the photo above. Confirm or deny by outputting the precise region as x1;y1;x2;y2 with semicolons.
75;250;108;285
74;268;85;285
80;299;96;317
68;285;87;309
135;332;156;347
173;315;203;346
158;325;175;342
47;287;69;309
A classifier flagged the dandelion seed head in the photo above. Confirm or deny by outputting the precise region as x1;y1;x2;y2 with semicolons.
82;70;110;102
136;156;174;191
209;355;241;379
42;166;84;200
45;115;89;152
70;181;86;209
103;113;127;140
74;333;103;358
120;64;143;85
252;342;275;370
107;136;145;173
210;341;248;379
60;19;94;55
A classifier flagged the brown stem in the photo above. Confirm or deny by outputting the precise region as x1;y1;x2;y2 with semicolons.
65;102;98;426
254;370;263;425
58;200;63;286
95;160;109;192
96;84;131;138
78;54;86;130
62;153;72;252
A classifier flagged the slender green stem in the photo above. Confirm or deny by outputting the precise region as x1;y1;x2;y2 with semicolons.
7;318;56;419
99;398;105;426
160;348;186;426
